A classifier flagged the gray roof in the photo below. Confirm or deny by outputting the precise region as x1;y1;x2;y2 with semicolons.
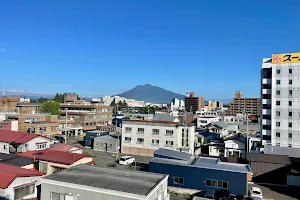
152;114;178;122
43;164;167;196
154;148;192;161
0;153;33;167
94;135;117;141
247;153;291;165
211;122;229;129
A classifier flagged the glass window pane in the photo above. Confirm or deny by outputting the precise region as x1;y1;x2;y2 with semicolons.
218;181;223;188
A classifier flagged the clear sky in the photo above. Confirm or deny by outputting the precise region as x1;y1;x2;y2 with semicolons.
1;0;300;100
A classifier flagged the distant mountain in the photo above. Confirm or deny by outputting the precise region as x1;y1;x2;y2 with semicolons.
116;84;186;104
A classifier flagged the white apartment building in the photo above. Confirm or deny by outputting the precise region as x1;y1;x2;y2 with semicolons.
122;120;195;157
196;117;219;128
261;53;300;157
170;98;185;111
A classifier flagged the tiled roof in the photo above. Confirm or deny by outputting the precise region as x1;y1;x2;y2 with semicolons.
0;130;50;144
50;144;83;152
0;163;44;189
19;149;93;165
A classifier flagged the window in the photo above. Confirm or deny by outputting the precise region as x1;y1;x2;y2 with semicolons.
124;137;131;142
137;128;144;133
276;90;280;95
289;90;292;95
276;80;280;85
152;129;159;135
276;69;281;74
166;130;173;136
52;166;64;173
36;143;47;150
182;129;185;134
14;183;35;200
152;139;159;145
39;162;48;173
174;177;184;185
51;192;65;200
137;138;144;144
289;68;292;74
165;141;174;146
3;144;7;150
206;179;228;189
276;111;280;116
289;79;292;85
276;101;280;106
289;101;292;106
125;127;132;133
289;123;292;128
289;112;292;117
289;133;292;139
110;144;112;148
276;132;280;137
276;122;280;127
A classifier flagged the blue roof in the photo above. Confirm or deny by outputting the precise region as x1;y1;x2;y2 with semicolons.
154;148;192;161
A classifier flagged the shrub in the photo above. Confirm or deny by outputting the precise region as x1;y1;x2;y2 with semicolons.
106;163;116;167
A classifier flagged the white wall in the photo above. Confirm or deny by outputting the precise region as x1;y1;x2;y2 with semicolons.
3;176;42;200
224;140;246;158
0;141;9;154
18;136;51;153
197;117;219;128
209;146;221;157
10;121;18;131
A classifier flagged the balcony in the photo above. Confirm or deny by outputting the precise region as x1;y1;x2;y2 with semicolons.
262;109;271;115
137;131;144;135
152;132;159;135
262;129;271;136
262;89;271;94
262;99;271;105
262;119;271;125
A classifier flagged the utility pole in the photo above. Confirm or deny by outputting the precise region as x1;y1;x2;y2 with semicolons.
65;109;68;144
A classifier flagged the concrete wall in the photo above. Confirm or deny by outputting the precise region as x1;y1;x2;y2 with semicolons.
94;137;119;153
149;162;248;196
41;176;169;200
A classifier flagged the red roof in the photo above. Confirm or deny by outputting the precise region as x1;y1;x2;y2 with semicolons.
0;130;51;144
0;163;45;189
18;149;93;165
50;144;83;152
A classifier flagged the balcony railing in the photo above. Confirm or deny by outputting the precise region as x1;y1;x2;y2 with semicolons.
152;132;159;135
137;131;144;135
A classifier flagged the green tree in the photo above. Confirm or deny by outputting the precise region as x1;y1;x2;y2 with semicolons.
37;96;48;103
231;152;239;158
40;101;61;115
118;100;123;107
122;100;128;107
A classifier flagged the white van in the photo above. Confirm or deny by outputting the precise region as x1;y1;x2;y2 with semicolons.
119;156;135;165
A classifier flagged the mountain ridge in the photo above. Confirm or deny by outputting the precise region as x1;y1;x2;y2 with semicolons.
116;84;185;104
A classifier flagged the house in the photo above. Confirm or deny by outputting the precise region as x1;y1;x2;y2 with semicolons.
0;130;51;154
50;144;83;154
196;117;219;128
41;164;169;200
93;134;120;153
0;163;45;200
149;148;252;196
18;149;93;175
0;153;34;169
224;135;246;159
122;120;195;157
208;122;229;136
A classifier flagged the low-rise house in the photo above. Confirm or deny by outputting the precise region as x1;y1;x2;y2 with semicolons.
0;163;45;200
50;144;83;154
149;148;252;196
224;135;246;159
18;149;93;175
0;130;51;154
41;164;169;200
0;153;34;169
93;134;120;153
196;117;219;128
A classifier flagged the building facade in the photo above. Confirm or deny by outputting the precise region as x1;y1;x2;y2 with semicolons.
184;92;204;113
261;53;300;157
226;91;260;116
122;120;195;157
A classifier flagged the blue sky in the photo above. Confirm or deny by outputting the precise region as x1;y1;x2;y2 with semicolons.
1;0;300;100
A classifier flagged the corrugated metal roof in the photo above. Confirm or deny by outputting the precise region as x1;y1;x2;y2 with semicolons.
152;115;178;122
211;122;229;129
154;148;192;161
247;153;291;165
94;135;117;140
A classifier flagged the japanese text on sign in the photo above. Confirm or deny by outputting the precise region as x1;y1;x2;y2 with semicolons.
272;53;300;64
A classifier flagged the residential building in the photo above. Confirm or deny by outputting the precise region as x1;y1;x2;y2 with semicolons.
261;52;300;157
170;98;185;111
58;116;83;136
50;144;83;154
224;135;246;159
122;120;195;157
16;102;42;114
0;107;19;121
41;164;169;200
19;149;94;175
0;120;18;131
0;163;44;200
226;91;260;116
7;113;60;135
149;148;252;196
60;101;113;132
0;130;51;154
0;96;20;108
0;153;34;169
196;117;219;128
184;92;204;112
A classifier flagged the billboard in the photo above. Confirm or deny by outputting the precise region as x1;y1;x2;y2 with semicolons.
272;52;300;64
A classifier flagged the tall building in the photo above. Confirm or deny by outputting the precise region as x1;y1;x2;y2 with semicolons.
261;52;300;157
226;91;260;116
184;92;204;113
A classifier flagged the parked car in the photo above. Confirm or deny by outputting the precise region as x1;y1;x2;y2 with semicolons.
119;156;135;165
245;197;262;200
249;187;263;199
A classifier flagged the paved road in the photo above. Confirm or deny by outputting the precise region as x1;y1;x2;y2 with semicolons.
248;182;300;200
